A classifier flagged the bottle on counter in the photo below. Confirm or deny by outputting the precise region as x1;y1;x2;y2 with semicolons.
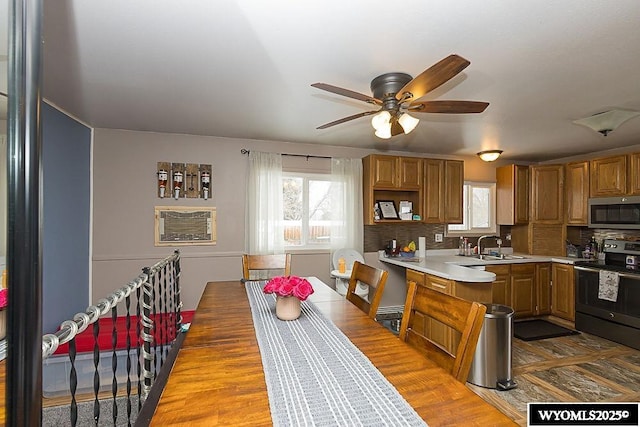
338;258;346;274
459;237;465;256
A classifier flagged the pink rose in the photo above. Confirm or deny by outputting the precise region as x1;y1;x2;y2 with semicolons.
263;276;314;301
292;278;314;301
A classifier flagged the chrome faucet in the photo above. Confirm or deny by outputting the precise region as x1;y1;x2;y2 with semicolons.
477;235;500;259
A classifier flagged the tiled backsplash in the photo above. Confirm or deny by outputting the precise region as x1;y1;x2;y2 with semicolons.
363;223;513;253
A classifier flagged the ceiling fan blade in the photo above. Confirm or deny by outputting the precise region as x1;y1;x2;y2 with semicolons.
312;83;382;105
408;100;489;114
396;54;471;103
316;110;379;129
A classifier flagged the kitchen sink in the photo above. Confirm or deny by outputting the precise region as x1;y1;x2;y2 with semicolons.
482;254;528;260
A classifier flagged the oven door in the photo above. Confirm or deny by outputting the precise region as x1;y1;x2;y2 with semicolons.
574;265;640;328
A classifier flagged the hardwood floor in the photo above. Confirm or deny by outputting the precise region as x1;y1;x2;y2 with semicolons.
467;318;640;426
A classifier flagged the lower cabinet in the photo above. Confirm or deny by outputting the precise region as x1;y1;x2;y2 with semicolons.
551;263;575;321
486;262;551;318
405;269;453;352
486;265;509;306
510;264;536;317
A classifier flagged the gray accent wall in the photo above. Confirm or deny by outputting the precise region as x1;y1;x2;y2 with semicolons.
42;103;91;333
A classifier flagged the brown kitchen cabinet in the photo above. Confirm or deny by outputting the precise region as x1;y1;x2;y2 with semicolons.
628;152;640;195
536;263;552;315
485;264;510;306
423;159;464;224
366;154;422;189
496;164;529;225
405;269;453;352
510;263;536;318
551;263;575;321
531;164;564;224
590;155;627;197
363;154;423;225
565;161;589;225
444;160;464;224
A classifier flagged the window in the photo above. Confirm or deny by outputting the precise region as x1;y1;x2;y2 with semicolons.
447;182;497;236
283;172;332;249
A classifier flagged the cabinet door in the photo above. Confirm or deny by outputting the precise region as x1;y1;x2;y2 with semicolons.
406;270;427;334
565;161;589;225
371;155;397;188
536;263;551;315
444;160;464;224
531;164;564;223
399;157;422;189
551;263;575;321
510;264;536;318
515;165;530;224
628;153;640;195
424;274;453;352
590;155;627;197
496;165;529;225
423;159;444;223
486;264;510;306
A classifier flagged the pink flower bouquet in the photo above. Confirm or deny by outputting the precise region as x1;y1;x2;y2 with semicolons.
263;276;314;301
0;288;7;309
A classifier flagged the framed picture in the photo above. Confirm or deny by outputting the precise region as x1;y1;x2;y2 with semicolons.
377;200;398;219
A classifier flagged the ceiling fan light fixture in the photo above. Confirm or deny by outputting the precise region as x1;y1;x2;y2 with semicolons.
573;109;640;136
371;110;391;131
477;150;503;162
374;123;392;139
398;112;419;134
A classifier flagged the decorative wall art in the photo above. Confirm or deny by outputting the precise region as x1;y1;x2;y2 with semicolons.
157;162;212;200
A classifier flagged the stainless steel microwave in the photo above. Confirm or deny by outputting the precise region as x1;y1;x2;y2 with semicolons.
588;196;640;229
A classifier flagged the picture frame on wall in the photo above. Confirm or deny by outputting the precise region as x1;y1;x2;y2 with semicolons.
377;200;398;219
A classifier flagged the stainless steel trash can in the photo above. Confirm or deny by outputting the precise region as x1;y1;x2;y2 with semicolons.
467;303;517;390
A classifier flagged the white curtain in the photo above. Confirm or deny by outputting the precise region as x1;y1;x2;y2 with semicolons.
330;158;363;257
246;151;285;254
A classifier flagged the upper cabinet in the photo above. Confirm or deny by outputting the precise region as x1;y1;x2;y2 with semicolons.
368;155;422;189
444;160;464;224
496;164;529;225
531;164;564;224
565;161;589;225
423;159;464;224
590;155;627;197
362;154;463;225
363;155;423;225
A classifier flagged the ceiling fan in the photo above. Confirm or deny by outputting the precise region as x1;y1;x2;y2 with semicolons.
311;54;489;138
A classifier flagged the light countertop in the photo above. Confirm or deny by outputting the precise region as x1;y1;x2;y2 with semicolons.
379;249;590;283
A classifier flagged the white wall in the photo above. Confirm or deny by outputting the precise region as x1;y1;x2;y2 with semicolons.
92;128;498;310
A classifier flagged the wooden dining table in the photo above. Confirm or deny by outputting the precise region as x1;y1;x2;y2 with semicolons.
149;278;516;426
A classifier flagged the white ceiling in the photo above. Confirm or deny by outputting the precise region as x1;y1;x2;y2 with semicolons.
16;1;640;161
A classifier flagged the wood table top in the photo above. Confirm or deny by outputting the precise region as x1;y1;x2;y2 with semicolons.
151;279;516;426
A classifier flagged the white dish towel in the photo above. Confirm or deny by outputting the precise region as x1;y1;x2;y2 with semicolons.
598;270;620;302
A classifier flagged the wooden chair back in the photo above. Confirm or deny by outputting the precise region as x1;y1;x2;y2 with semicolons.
345;261;388;319
242;253;292;280
399;281;486;383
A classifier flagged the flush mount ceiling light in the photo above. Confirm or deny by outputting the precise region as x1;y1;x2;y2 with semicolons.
573;109;640;136
477;150;503;162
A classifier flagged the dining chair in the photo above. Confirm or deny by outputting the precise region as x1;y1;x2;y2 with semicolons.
399;281;487;383
242;253;292;281
345;261;388;319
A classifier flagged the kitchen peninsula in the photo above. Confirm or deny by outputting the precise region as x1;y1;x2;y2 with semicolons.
380;250;582;321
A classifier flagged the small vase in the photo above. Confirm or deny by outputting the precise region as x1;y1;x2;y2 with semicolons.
0;309;6;340
275;295;301;321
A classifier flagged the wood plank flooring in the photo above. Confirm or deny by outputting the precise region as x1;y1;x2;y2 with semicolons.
467;318;640;426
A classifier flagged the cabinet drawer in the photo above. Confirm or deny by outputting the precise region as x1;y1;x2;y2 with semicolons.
425;274;453;294
510;263;535;275
485;264;510;275
406;269;426;286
